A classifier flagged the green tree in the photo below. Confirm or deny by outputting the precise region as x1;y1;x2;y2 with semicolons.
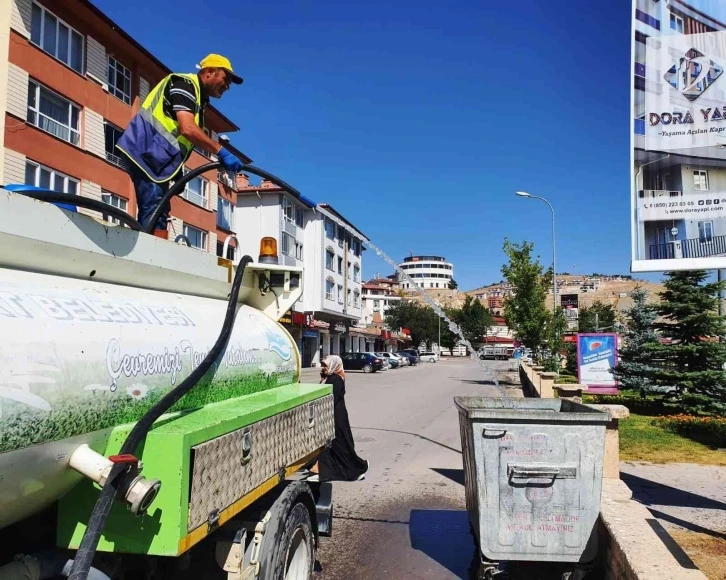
448;279;459;290
501;239;550;358
648;271;726;414
439;306;460;352
611;287;660;395
578;301;617;333
385;300;439;349
544;307;568;372
456;296;494;354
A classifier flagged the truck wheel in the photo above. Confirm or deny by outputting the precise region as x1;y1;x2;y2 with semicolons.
363;364;373;373
257;483;317;580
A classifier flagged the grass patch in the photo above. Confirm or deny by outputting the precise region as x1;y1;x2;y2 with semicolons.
619;413;726;465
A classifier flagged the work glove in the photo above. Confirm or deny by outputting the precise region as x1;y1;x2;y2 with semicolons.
218;147;245;173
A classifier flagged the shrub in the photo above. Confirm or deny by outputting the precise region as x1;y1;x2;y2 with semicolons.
655;414;726;447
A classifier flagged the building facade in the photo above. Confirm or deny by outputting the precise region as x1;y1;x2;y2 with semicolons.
360;277;402;325
1;0;245;260
397;255;454;290
235;181;369;365
634;0;726;261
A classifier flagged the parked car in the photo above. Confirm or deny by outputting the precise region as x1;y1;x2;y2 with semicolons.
399;349;421;364
419;351;439;363
341;352;384;373
392;352;410;366
398;352;418;365
376;352;400;368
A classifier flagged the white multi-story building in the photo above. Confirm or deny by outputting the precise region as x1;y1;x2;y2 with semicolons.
235;180;368;366
361;277;401;325
397;255;454;290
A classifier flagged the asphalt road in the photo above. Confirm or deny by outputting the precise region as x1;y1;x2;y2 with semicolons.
314;358;519;580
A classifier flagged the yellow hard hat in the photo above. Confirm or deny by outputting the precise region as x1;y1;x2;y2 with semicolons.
200;54;243;84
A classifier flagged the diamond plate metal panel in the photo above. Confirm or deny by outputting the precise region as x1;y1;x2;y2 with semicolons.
188;395;334;531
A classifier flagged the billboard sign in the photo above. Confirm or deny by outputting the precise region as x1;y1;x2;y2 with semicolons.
631;1;726;272
577;333;618;392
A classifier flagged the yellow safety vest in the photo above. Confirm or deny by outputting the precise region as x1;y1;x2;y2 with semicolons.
117;73;203;183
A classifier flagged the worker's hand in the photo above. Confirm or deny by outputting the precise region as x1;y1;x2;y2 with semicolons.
218;147;245;173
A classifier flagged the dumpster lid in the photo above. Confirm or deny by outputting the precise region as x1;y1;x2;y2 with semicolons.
454;397;611;423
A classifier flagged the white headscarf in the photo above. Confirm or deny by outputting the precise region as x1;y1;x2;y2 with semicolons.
323;354;345;379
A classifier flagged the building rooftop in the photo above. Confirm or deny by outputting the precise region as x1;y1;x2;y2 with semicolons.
402;255;447;263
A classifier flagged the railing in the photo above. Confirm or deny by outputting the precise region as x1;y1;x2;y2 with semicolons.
650;234;726;260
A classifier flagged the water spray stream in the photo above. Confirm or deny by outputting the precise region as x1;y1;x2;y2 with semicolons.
363;240;509;397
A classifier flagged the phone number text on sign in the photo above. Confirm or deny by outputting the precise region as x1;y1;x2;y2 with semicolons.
639;196;726;221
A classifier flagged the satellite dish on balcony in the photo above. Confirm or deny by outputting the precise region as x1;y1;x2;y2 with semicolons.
671;227;679;238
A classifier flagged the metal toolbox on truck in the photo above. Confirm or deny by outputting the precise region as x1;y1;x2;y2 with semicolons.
455;397;610;564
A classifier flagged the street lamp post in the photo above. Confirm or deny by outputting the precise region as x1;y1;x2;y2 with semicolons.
515;192;557;314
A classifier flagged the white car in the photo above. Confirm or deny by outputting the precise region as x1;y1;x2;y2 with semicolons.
376;352;403;368
419;351;439;363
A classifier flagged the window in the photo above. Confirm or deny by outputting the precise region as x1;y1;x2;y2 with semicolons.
347;261;352;279
670;12;684;33
25;161;78;195
217;196;234;230
282;196;294;223
104;123;125;168
27;80;80;145
347;289;352;306
295;207;304;228
217;241;235;261
30;3;84;73
325;279;335;301
282;232;293;256
196;128;214;158
337;256;343;274
352;239;361;257
694;170;709;191
295;241;304;260
101;192;128;225
698;221;714;243
353;264;360;282
337;225;344;247
181;169;208;208
373;300;380;308
108;56;132;105
353;291;360;308
183;224;206;250
325;218;335;239
326;249;335;270
338;284;344;304
635;9;660;31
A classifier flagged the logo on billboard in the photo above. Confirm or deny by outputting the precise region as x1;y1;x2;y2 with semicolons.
664;48;723;102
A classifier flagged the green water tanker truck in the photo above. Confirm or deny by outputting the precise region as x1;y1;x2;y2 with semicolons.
0;168;333;580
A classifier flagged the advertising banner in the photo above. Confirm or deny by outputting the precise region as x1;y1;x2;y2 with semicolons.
577;333;618;392
631;0;726;272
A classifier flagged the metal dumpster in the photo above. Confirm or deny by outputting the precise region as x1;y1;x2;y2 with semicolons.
455;397;610;564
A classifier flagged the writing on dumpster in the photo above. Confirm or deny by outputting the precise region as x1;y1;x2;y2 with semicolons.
507;514;580;534
499;433;548;457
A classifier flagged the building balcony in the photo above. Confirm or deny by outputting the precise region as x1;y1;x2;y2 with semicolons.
650;235;726;260
639;189;683;199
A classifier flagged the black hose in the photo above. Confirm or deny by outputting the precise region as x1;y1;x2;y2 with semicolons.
2;187;143;231
142;162;305;234
68;255;254;580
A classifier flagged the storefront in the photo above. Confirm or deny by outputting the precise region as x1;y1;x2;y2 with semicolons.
279;309;320;367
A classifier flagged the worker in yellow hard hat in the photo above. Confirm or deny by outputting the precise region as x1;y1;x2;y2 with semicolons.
117;54;245;237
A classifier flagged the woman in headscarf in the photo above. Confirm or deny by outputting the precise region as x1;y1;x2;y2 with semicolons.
310;354;369;482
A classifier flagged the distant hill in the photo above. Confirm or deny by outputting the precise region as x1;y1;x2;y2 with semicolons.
465;276;665;314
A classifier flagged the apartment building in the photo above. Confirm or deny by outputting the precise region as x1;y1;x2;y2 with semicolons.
235;181;368;365
633;0;726;262
1;0;245;259
360;277;402;325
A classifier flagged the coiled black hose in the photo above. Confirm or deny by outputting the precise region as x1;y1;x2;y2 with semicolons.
142;162;304;234
1;186;143;230
68;254;254;580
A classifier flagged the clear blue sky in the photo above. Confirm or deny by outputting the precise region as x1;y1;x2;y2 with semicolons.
94;0;648;290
